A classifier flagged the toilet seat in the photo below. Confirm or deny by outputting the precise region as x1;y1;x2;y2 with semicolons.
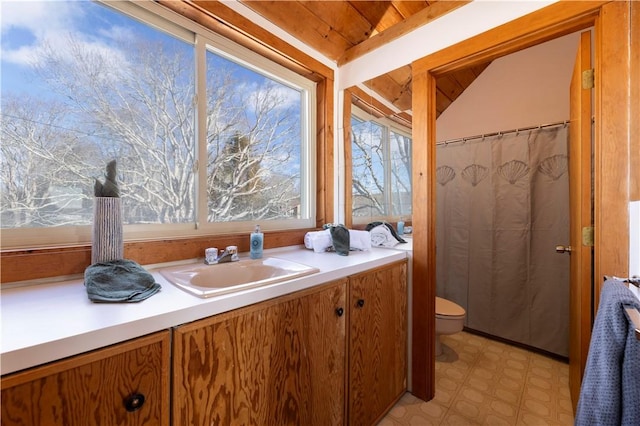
435;297;465;319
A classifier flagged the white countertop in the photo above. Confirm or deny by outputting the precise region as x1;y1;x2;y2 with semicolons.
1;245;406;376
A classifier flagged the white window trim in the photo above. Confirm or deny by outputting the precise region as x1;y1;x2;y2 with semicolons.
197;33;316;236
1;0;316;250
351;105;412;140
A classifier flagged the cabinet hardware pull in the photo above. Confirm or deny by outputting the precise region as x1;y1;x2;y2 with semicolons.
335;307;344;317
123;392;146;412
357;299;365;308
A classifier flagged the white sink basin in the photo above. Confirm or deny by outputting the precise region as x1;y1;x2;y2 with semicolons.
159;257;319;298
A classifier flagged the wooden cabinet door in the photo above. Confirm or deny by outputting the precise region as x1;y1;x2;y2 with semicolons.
348;261;407;426
172;279;347;426
1;331;171;426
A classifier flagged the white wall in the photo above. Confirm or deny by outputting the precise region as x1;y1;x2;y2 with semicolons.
436;32;580;142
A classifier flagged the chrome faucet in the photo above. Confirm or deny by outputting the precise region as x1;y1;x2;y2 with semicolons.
205;246;239;264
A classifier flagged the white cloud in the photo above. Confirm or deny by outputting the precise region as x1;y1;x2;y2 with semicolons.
269;85;300;110
98;24;135;42
1;1;76;36
245;81;300;112
1;1;78;66
1;1;128;70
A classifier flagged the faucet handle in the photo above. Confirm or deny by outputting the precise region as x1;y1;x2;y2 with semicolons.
205;248;218;264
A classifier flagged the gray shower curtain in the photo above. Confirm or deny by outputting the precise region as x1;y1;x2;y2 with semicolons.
436;126;570;356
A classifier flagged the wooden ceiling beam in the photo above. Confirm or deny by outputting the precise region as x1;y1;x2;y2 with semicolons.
348;1;405;35
436;74;464;100
237;0;352;60
470;63;491;78
338;1;471;66
365;75;404;107
391;0;431;20
299;0;374;47
386;65;413;89
449;64;490;91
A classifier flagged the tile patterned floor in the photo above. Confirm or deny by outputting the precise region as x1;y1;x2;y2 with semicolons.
379;331;574;425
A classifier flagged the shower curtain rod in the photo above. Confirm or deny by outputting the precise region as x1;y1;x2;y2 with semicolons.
436;120;568;146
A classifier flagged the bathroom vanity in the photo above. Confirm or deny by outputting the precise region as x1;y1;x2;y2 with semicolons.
1;247;407;426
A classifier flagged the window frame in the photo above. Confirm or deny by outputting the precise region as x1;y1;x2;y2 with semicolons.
0;0;317;250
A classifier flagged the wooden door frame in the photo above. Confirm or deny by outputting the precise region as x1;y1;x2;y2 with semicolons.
410;0;632;400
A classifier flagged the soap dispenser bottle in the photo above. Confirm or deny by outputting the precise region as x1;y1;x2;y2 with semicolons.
250;224;263;259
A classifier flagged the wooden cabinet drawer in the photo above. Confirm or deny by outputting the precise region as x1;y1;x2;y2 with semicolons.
1;331;171;426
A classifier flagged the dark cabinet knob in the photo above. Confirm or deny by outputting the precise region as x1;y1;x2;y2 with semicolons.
357;299;365;308
335;307;344;317
123;392;145;412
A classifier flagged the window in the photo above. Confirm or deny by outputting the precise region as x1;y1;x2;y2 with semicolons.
351;106;412;223
0;1;315;248
389;129;412;216
204;48;306;224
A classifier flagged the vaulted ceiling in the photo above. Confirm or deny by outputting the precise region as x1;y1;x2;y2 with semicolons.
235;0;492;125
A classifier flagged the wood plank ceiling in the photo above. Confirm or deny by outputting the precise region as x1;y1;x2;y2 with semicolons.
236;0;492;126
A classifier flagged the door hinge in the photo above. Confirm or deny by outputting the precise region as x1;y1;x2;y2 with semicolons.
582;69;594;89
582;226;594;246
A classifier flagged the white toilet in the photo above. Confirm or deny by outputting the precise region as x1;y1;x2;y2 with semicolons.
435;297;466;356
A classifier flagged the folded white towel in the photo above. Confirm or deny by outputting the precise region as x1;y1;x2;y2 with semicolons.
304;230;333;253
349;229;371;251
370;224;399;247
304;229;372;253
304;230;322;249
